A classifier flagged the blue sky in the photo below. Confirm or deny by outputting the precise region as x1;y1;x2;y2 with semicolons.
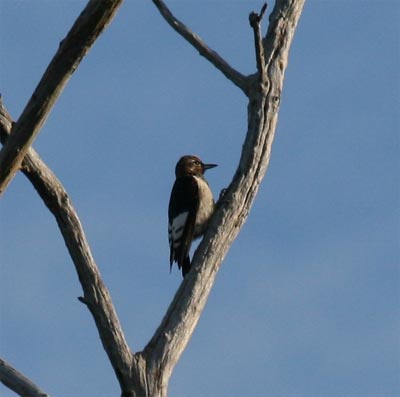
0;1;399;396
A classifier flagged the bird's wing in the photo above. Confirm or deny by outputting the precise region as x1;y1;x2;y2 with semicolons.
168;176;199;270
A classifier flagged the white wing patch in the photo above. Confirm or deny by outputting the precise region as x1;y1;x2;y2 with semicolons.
168;211;189;248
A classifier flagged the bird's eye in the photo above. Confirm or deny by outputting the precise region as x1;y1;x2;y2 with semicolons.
193;160;201;166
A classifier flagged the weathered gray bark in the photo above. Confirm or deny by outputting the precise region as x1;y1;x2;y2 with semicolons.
0;96;135;394
144;3;305;394
0;358;49;397
1;1;305;396
0;0;123;195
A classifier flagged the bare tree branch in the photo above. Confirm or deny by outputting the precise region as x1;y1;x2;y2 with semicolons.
152;0;249;94
2;1;305;395
249;3;268;84
0;0;124;196
0;96;134;394
0;358;49;397
143;0;305;388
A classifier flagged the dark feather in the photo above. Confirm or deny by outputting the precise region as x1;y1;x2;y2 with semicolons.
168;176;199;275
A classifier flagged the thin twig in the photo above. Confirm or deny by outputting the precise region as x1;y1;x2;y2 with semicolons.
0;0;123;196
249;3;268;85
152;0;249;94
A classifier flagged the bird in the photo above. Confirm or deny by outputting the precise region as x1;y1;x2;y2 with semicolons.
168;155;217;277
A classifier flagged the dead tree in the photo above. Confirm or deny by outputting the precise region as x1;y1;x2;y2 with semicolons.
0;1;305;396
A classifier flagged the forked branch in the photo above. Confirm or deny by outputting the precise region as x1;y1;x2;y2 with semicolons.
1;1;305;396
143;0;305;389
152;0;249;94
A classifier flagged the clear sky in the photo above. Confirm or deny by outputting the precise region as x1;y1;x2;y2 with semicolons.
0;1;399;396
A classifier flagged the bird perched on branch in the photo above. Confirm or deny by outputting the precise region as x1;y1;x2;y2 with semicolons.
168;155;217;277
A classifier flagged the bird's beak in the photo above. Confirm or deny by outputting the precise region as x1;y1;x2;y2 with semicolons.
203;163;218;171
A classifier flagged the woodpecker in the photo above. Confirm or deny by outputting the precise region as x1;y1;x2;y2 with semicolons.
168;155;217;277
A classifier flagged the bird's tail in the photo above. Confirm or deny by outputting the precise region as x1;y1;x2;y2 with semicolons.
181;255;191;278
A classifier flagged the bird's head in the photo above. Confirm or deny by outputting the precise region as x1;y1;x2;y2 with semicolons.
175;155;217;178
